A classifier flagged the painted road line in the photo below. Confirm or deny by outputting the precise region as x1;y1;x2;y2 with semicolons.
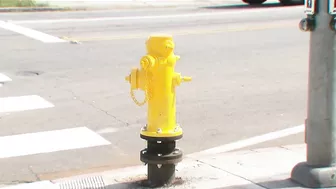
0;21;66;43
10;6;303;24
0;127;111;159
0;73;12;83
188;124;304;157
0;95;54;113
63;20;297;42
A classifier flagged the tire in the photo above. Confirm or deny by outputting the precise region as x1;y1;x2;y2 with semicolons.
279;0;304;5
242;0;267;5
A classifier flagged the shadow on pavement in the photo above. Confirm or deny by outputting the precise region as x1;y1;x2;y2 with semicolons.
201;3;302;10
105;182;140;189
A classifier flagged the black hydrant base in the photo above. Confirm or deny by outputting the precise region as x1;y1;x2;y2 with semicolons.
140;135;183;187
140;148;183;164
140;134;183;142
146;164;176;187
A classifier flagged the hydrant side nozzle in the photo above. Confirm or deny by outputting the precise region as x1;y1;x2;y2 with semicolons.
125;75;130;82
126;68;140;90
173;73;191;86
182;76;192;82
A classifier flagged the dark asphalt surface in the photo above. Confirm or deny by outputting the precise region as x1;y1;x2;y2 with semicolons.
0;3;308;185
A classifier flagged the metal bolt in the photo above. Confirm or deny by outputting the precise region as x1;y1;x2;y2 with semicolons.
157;128;162;133
299;19;309;31
299;18;314;32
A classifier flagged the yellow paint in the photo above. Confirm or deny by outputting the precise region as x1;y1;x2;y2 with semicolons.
126;35;191;138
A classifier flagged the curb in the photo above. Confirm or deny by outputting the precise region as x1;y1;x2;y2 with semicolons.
0;144;306;189
0;4;204;12
0;7;69;12
0;0;241;12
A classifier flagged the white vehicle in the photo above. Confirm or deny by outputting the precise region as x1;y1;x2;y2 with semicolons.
242;0;304;5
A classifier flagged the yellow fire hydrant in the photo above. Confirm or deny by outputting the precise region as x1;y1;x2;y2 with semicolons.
125;34;191;187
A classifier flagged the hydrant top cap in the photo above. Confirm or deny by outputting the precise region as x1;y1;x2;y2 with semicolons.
148;34;173;40
146;35;175;57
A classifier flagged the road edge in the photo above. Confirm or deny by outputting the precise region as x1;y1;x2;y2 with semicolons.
0;0;246;13
0;7;70;12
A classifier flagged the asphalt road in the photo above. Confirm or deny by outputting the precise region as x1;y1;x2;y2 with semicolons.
0;2;308;185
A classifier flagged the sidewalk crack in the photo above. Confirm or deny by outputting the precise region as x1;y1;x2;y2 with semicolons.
66;89;130;126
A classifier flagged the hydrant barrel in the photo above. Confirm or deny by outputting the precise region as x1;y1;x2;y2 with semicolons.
145;54;180;138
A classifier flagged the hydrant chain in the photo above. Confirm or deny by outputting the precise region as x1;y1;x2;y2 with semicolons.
130;69;149;106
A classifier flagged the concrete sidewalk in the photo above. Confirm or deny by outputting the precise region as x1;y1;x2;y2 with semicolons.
1;144;306;189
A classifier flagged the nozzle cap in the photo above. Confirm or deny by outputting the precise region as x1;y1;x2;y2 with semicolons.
125;75;130;82
182;76;192;82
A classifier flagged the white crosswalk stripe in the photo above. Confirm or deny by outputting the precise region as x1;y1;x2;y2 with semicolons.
0;73;12;87
0;127;111;159
0;72;55;114
0;72;111;160
0;95;54;113
0;73;12;83
0;21;67;43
